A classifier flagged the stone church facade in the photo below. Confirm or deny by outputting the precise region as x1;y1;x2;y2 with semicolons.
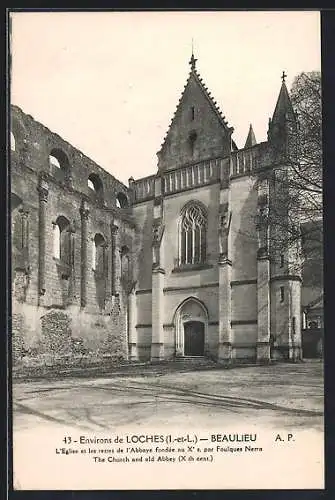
11;55;303;369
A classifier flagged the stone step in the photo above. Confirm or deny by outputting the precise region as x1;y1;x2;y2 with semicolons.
175;356;205;360
174;356;216;365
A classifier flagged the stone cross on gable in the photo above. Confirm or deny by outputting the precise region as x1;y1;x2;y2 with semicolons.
189;40;197;71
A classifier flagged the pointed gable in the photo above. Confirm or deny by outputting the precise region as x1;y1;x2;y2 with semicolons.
157;57;234;171
244;124;257;148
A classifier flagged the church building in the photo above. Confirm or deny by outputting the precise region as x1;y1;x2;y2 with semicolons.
11;54;303;369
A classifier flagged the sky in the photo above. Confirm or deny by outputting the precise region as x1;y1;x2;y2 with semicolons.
10;11;321;185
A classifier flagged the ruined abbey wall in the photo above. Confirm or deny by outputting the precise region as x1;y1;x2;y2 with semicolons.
11;105;136;374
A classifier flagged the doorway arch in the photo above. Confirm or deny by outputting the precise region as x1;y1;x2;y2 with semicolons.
174;297;208;357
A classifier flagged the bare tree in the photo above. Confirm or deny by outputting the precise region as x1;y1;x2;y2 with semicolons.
290;71;322;224
259;71;322;279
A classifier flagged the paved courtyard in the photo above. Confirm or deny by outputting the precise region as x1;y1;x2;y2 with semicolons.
12;360;324;434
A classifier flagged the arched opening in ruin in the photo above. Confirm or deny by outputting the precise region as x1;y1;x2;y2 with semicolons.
88;173;104;204
10;131;16;152
49;155;61;169
54;215;71;263
11;192;30;299
49;148;71;183
116;192;129;208
92;233;107;310
92;233;107;274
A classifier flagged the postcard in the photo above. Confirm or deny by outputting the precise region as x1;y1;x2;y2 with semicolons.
9;10;324;490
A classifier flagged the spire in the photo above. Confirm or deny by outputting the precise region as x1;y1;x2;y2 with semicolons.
271;71;296;126
268;71;297;144
244;124;257;148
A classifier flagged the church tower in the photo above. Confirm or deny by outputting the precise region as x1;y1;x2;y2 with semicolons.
267;72;302;361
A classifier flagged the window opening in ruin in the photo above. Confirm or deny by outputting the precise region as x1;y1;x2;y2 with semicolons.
280;254;284;267
92;233;106;275
120;245;132;290
49;149;71;184
49;155;61;169
12;204;29;258
179;202;207;266
92;240;96;271
88;174;104;202
54;216;71;264
116;192;128;208
11;131;16;152
121;245;130;274
53;224;61;259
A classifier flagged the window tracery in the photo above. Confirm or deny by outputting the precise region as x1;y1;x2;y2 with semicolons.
179;202;207;265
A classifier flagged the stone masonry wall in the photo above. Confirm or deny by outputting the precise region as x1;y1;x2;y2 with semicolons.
11;105;134;374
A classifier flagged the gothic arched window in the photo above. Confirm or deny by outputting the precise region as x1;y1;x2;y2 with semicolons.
179;202;207;265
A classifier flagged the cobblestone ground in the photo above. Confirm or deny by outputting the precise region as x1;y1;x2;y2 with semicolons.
12;360;323;434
